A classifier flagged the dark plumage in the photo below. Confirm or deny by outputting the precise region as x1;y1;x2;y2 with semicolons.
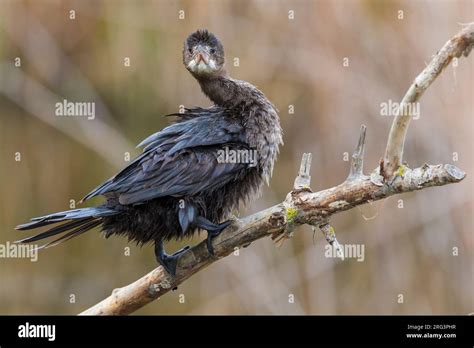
16;29;283;275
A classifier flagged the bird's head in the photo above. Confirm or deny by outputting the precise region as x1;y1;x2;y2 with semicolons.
183;29;225;77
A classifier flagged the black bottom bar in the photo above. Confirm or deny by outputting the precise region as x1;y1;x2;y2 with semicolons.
0;315;472;346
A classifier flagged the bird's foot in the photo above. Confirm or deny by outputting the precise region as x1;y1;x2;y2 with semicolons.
196;217;232;256
154;242;189;276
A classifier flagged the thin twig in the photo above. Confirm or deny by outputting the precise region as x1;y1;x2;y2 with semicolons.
347;125;367;180
294;153;312;190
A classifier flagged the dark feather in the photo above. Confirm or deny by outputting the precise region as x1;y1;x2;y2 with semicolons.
16;218;94;243
37;219;102;249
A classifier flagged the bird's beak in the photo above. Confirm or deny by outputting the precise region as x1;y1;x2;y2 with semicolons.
187;46;216;74
194;47;210;65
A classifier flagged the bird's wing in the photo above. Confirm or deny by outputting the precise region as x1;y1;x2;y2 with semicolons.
82;111;250;204
116;146;250;205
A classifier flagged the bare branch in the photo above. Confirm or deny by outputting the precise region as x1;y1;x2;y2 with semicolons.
347;125;367;180
294;153;312;190
383;23;474;178
319;223;344;259
79;26;470;316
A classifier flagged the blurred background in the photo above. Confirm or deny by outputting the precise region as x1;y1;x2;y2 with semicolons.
0;0;472;315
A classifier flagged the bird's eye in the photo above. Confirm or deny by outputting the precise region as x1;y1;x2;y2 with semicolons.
210;48;216;54
188;47;193;54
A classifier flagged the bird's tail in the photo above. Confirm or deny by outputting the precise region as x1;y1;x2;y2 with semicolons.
15;207;118;249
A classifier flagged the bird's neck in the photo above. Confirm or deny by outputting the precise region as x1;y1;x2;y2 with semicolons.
196;72;245;107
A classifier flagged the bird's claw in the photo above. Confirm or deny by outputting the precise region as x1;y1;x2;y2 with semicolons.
205;220;232;256
155;243;190;276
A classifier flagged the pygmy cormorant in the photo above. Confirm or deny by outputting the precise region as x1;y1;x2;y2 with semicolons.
16;29;283;275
